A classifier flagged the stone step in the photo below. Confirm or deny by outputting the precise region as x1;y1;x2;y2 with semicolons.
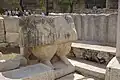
57;72;102;80
69;58;106;80
0;61;75;80
71;41;116;64
53;61;75;79
1;63;54;80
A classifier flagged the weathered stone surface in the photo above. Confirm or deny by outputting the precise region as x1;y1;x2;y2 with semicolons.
2;63;55;80
19;15;77;68
105;57;120;80
0;32;5;43
3;17;20;33
0;59;20;72
57;73;101;80
0;54;27;72
0;17;5;42
69;58;106;80
50;13;118;46
19;15;77;47
71;42;115;64
14;55;27;66
53;61;75;79
6;32;19;45
107;14;117;45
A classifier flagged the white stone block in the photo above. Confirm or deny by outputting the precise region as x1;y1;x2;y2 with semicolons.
6;32;19;44
0;17;5;42
105;57;120;80
4;17;20;33
2;63;55;80
53;61;75;79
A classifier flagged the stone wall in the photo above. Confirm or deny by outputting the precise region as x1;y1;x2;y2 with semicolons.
72;13;117;47
0;16;20;47
0;13;118;47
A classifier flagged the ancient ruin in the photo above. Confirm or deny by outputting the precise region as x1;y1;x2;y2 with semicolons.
0;0;120;80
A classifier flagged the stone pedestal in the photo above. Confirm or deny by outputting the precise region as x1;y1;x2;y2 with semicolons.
105;57;120;80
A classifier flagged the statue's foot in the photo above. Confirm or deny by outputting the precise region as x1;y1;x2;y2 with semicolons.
59;56;71;66
42;60;55;69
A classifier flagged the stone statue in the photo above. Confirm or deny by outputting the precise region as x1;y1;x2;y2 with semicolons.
19;15;77;69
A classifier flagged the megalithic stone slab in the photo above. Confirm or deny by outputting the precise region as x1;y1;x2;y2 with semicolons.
2;63;55;80
19;15;77;47
3;17;20;33
0;17;5;42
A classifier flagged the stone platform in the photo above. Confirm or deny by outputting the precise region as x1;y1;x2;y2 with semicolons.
71;41;116;64
57;73;102;80
1;63;54;80
0;57;107;80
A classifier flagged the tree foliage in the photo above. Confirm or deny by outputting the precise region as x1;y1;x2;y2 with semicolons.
4;0;20;9
39;0;46;11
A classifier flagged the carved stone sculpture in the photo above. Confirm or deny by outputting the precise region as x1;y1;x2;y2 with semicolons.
19;15;77;69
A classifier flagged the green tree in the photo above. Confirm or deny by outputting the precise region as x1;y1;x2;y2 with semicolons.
40;0;46;12
58;0;78;13
4;0;20;9
58;0;70;12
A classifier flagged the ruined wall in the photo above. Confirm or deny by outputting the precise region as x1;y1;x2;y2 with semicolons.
0;13;118;47
72;13;117;46
0;16;20;47
0;15;77;47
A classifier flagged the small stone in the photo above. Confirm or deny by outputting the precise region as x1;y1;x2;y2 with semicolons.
0;59;20;72
0;53;23;72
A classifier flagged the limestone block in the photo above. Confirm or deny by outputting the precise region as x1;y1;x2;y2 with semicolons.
0;53;28;72
80;14;89;41
6;32;19;45
0;59;20;72
57;73;98;80
19;15;77;68
0;32;5;43
14;55;27;66
4;17;20;33
107;14;117;44
71;14;82;40
85;14;95;41
56;42;72;65
105;57;120;80
31;44;57;68
2;63;55;80
53;61;75;79
0;17;5;42
19;15;77;47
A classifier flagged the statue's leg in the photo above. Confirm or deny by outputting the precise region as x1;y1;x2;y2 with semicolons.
56;42;72;65
32;44;57;69
42;60;55;69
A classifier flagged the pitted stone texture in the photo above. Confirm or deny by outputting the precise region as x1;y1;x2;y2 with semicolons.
50;13;117;46
4;17;20;33
30;42;72;68
57;73;101;80
0;17;5;42
19;15;77;47
2;63;54;80
0;59;20;72
6;32;19;45
69;59;106;80
105;57;120;80
19;15;77;68
4;17;20;45
71;42;115;64
53;61;75;79
0;54;27;72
